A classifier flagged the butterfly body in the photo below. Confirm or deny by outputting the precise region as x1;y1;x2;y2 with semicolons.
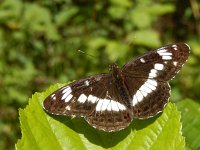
110;64;132;108
43;43;190;132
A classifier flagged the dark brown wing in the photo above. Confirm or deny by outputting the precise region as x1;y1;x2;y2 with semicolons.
43;43;190;131
43;73;133;132
123;76;170;119
85;79;133;132
121;43;189;119
122;43;190;81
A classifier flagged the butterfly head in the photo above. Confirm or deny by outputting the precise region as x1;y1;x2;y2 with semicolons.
109;63;118;71
109;63;122;79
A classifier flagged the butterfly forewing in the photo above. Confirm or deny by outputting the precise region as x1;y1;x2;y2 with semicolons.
44;74;110;116
43;73;133;132
122;43;190;81
43;43;190;132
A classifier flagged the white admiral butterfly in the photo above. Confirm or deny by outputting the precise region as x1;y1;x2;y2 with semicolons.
43;43;190;132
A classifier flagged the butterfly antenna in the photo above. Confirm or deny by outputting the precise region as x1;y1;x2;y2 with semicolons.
77;50;97;58
78;49;111;67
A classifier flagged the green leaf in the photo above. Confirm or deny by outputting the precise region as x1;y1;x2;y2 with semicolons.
108;6;127;19
129;29;161;47
105;41;129;62
130;9;152;28
55;6;78;26
17;83;184;150
147;4;175;15
176;99;200;150
109;0;132;7
0;0;22;25
22;4;59;40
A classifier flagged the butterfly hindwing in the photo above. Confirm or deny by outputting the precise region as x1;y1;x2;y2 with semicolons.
85;79;133;132
132;82;170;119
86;108;132;132
123;76;170;118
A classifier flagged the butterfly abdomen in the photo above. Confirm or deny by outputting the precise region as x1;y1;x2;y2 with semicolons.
110;64;132;108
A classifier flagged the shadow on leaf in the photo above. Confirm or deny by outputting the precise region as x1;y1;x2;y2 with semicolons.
50;112;159;148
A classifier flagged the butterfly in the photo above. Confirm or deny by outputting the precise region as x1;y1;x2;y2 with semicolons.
43;43;190;132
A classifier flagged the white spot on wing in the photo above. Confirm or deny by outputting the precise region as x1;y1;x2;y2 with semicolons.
61;87;72;100
146;79;157;86
157;49;167;53
144;82;156;90
96;99;126;111
132;79;157;106
62;93;68;101
140;85;152;93
84;80;89;86
140;90;148;97
140;58;146;63
154;63;164;70
172;44;178;50
173;61;178;66
96;99;103;111
151;69;157;74
78;94;87;103
51;94;56;100
141;79;157;94
149;73;156;78
88;95;97;103
62;87;71;94
97;99;108;111
65;105;71;110
116;101;126;110
162;55;172;60
107;102;112;111
148;69;157;78
172;44;177;47
132;95;137;106
64;94;73;102
157;49;172;60
157;52;172;56
110;100;119;111
136;90;144;102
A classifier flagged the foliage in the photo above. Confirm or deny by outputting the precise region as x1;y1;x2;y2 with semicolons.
0;0;199;149
16;83;184;150
177;99;200;150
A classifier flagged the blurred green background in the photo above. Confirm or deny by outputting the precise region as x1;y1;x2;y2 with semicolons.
0;0;199;149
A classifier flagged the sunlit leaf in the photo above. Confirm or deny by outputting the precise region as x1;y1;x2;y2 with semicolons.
131;29;161;47
177;99;200;150
17;83;184;150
